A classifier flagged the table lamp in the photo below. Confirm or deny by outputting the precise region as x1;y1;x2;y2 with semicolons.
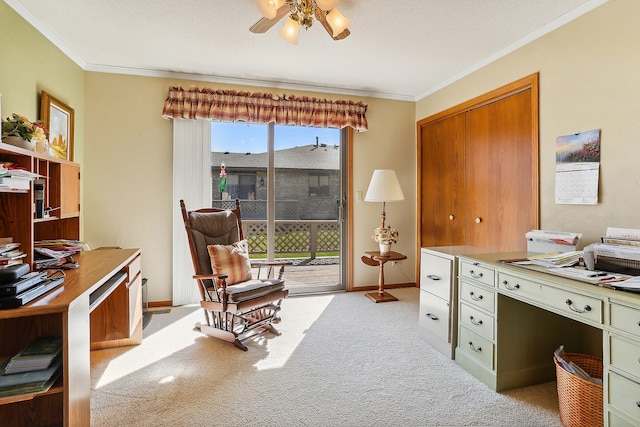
365;169;405;231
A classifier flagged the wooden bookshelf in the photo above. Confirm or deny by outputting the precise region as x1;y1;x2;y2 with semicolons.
0;141;80;267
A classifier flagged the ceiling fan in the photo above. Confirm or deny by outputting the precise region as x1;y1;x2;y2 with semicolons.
250;0;352;44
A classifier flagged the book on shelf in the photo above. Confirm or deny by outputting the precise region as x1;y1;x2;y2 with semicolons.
0;249;26;261
0;356;62;398
0;242;20;254
2;337;63;375
0;259;24;268
0;176;30;190
0;247;27;268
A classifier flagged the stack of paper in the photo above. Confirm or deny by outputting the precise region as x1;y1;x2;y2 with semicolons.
601;227;640;247
519;251;583;268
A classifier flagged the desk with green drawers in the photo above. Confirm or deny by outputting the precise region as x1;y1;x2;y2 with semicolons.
455;252;640;426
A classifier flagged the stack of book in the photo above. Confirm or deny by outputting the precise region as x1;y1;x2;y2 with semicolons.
0;337;63;398
0;242;26;269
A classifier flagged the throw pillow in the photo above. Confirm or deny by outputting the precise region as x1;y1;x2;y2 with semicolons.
207;240;252;285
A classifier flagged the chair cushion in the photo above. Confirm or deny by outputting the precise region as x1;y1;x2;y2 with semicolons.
207;279;286;304
189;210;240;276
207;240;253;285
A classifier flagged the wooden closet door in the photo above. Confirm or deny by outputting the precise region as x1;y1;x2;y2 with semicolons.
420;114;466;247
464;89;534;251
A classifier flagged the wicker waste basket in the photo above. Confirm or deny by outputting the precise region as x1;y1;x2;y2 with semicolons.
554;352;603;427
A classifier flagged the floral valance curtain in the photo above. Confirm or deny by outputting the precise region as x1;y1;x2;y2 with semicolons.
161;86;368;132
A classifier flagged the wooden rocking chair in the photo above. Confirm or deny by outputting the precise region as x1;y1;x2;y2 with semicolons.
180;199;289;351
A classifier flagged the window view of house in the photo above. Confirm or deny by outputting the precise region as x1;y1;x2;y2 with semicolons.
211;122;344;292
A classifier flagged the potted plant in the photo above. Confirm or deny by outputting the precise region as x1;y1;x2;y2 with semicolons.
2;113;47;151
372;225;398;256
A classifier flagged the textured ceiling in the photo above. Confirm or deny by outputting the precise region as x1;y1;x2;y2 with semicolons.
6;0;607;100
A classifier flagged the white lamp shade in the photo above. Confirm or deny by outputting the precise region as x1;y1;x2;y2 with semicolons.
315;0;340;11
365;169;404;202
279;18;300;45
325;8;352;37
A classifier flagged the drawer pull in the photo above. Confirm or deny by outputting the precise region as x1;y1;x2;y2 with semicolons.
425;313;439;321
469;291;484;301
469;342;482;352
503;280;520;291
469;316;483;326
469;270;484;279
637;401;640;408
426;274;441;281
565;299;591;313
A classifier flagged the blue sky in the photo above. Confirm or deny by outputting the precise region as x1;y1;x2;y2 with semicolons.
211;122;340;154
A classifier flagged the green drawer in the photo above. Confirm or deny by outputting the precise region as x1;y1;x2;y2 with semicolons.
543;285;603;324
608;409;638;427
609;334;640;380
608;371;640;421
459;260;495;287
459;280;495;314
459;301;494;341
497;272;544;302
458;325;494;369
610;302;640;339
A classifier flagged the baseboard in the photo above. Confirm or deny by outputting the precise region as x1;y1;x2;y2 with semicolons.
148;300;172;308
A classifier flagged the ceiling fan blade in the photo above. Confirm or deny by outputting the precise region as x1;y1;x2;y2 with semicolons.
314;8;350;40
250;4;291;34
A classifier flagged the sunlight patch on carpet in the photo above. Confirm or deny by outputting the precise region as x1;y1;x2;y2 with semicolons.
253;294;334;371
93;309;201;389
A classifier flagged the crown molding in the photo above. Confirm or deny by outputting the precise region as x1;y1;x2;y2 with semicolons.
414;0;609;101
83;63;415;102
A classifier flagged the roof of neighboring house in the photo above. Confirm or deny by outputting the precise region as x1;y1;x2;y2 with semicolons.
211;144;340;171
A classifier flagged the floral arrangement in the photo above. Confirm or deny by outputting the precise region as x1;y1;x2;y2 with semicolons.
372;225;398;244
2;113;47;145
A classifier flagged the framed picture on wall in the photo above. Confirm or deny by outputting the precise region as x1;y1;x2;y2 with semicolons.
40;91;74;161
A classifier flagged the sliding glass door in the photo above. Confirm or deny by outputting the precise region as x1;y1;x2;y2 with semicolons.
211;122;346;294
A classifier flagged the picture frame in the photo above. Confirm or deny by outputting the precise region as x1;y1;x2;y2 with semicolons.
40;91;74;161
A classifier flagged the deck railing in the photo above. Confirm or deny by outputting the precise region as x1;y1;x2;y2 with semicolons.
212;200;340;259
241;220;339;259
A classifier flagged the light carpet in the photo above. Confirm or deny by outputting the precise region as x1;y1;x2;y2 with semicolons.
90;287;561;427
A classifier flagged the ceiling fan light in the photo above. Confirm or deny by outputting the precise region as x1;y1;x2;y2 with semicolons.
279;18;300;45
256;0;284;19
315;0;340;11
326;8;351;37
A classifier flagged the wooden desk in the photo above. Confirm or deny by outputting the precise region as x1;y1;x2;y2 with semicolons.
361;250;407;303
0;248;142;427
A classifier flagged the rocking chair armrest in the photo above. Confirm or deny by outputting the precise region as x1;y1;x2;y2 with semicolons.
193;273;229;281
193;273;229;291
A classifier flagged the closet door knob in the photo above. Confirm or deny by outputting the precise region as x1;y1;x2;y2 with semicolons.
475;217;482;224
449;214;455;220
